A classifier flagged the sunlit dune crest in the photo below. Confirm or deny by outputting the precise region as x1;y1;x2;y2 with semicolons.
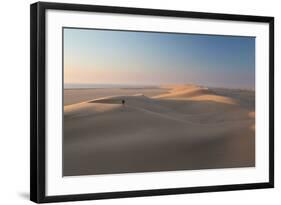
154;84;237;105
155;85;213;98
64;101;121;116
188;95;237;105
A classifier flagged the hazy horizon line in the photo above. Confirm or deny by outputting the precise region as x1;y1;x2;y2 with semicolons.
64;83;255;91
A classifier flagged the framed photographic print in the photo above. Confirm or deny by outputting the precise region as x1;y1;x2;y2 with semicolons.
30;2;274;203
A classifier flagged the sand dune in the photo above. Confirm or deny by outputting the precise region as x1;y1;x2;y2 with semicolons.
154;85;237;104
156;85;214;98
63;84;255;176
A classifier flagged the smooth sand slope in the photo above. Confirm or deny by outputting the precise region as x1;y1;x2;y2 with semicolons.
63;85;255;176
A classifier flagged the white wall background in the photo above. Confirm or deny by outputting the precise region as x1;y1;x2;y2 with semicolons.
0;0;279;204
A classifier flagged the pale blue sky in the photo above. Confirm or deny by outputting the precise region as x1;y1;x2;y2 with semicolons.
64;28;255;89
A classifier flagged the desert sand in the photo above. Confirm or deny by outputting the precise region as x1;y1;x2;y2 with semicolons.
63;84;255;176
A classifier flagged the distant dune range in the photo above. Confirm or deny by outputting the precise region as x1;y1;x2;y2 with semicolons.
63;84;255;176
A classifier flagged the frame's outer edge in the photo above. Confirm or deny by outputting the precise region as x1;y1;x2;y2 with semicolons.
30;1;274;203
30;2;47;203
30;2;39;203
269;17;274;187
36;1;274;22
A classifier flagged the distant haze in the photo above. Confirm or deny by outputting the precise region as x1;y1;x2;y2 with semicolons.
64;83;159;89
64;28;255;90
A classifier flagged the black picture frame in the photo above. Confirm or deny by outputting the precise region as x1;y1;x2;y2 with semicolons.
30;1;274;203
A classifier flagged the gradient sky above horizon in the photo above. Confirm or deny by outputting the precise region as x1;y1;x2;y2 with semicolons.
64;28;255;89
